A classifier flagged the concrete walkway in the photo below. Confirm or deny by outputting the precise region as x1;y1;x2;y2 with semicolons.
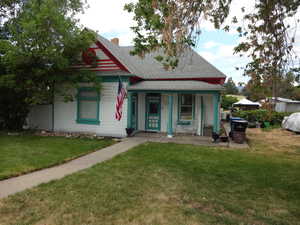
0;137;146;199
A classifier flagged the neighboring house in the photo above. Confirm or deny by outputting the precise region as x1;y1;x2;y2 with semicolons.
28;34;226;137
270;97;300;113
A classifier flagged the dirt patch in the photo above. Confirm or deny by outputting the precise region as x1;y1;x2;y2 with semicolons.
247;128;300;155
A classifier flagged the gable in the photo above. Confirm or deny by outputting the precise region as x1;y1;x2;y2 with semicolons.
73;42;129;72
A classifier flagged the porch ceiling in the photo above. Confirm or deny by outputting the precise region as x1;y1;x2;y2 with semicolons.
127;80;223;92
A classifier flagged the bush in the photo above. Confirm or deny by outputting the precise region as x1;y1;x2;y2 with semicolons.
232;109;291;125
0;88;30;131
221;95;239;110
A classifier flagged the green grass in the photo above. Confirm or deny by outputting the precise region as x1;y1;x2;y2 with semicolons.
261;124;281;132
1;142;299;225
0;134;115;180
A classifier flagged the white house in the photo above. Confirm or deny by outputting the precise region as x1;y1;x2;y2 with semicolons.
271;97;300;113
28;34;226;137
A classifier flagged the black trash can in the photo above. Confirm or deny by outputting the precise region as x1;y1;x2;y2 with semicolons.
231;119;248;144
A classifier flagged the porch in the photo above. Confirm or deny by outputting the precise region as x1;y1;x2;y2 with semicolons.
133;131;229;147
126;80;222;138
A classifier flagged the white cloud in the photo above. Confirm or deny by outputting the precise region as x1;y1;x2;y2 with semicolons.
202;41;221;49
197;43;250;83
78;0;136;45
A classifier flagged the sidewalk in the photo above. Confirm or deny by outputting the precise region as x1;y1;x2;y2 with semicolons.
0;137;146;199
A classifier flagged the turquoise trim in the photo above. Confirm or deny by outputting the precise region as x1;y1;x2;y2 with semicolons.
213;93;220;133
177;94;195;123
127;92;133;128
99;76;131;83
76;87;100;125
200;96;204;136
167;95;173;136
76;119;100;125
145;94;161;131
131;94;138;129
177;121;191;125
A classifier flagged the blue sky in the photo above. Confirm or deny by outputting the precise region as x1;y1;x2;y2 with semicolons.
78;0;299;85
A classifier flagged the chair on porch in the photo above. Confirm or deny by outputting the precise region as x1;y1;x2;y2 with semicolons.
174;119;199;136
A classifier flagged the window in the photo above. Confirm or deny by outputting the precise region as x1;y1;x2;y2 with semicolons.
178;94;194;121
76;88;100;125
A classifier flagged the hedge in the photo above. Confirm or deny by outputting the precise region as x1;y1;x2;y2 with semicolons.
232;109;291;125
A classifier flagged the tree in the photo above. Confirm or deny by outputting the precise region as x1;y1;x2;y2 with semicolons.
241;70;300;101
224;77;239;95
221;95;238;110
0;0;98;130
125;0;300;98
241;79;270;101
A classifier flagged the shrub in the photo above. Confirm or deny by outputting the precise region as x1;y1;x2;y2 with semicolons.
0;88;30;131
232;109;291;125
221;95;239;110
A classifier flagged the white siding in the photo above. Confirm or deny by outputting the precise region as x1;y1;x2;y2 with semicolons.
203;94;214;126
137;93;146;130
275;102;286;112
286;103;300;113
275;102;300;113
29;82;128;137
28;89;216;137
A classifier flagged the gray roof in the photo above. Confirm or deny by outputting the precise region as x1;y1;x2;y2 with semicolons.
97;35;226;80
271;97;300;104
127;80;223;91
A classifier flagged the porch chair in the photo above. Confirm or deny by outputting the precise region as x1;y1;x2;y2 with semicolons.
175;119;199;136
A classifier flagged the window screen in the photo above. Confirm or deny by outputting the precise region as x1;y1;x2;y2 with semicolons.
179;94;194;121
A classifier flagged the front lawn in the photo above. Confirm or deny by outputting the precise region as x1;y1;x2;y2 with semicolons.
0;134;114;180
0;142;299;225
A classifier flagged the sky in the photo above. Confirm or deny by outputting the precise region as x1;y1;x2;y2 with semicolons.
78;0;300;85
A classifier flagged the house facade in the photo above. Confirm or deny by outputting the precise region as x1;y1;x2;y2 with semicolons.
28;35;226;137
271;97;300;113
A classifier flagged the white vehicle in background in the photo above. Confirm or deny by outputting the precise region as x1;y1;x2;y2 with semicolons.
282;112;300;133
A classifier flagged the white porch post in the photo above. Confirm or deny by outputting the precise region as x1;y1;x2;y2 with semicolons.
127;92;133;129
167;94;174;138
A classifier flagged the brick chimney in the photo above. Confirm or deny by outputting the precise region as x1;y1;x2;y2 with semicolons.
110;38;119;46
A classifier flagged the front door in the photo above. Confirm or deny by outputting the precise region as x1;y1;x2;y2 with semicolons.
146;94;161;131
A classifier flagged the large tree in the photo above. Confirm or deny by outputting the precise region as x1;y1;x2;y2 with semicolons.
224;77;239;95
125;0;300;98
0;0;98;130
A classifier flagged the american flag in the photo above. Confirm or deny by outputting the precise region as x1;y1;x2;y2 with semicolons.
115;77;127;121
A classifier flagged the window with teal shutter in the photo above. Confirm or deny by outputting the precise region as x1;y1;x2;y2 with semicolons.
76;87;100;125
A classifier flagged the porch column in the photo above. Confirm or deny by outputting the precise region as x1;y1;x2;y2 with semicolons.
127;92;133;128
213;92;220;134
167;94;173;138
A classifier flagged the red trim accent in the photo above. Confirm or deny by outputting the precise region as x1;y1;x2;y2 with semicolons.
96;62;116;65
72;65;120;69
95;41;129;72
89;69;121;71
82;48;97;65
130;76;143;84
149;77;225;84
95;65;120;68
96;59;113;62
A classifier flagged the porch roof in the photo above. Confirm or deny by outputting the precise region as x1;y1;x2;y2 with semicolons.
127;80;223;92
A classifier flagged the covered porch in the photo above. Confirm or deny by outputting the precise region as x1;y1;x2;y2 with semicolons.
126;80;222;137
